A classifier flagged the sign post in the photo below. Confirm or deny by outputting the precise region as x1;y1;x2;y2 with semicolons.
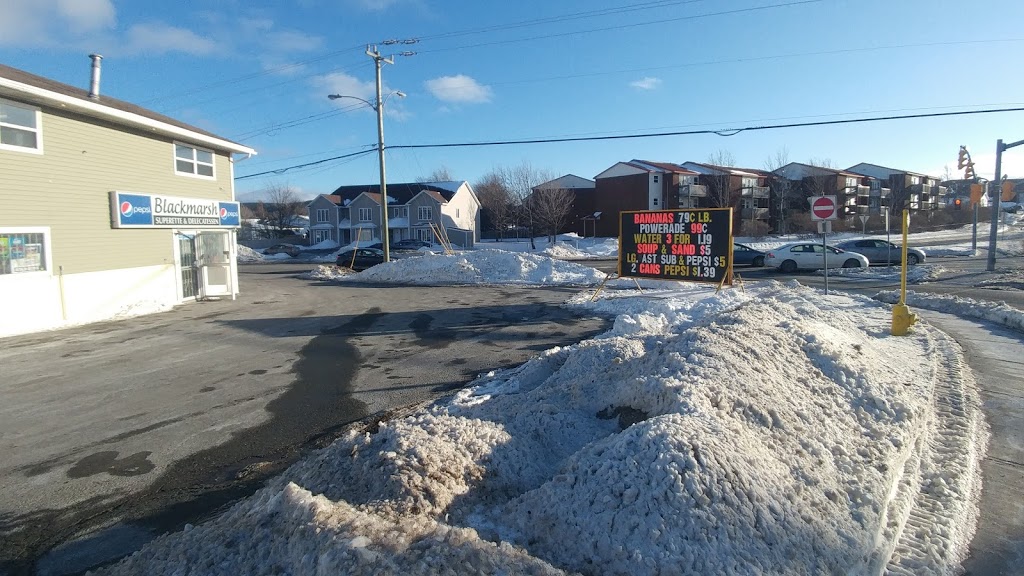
858;214;869;235
809;196;838;294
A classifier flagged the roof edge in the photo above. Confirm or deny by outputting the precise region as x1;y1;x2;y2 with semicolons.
0;76;256;156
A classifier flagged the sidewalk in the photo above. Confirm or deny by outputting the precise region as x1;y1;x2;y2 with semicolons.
919;311;1024;575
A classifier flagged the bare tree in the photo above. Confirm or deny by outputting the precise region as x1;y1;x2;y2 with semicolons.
254;183;305;238
807;157;835;169
704;150;736;208
528;188;576;243
764;147;792;233
491;162;556;249
417;166;454;182
475;172;515;240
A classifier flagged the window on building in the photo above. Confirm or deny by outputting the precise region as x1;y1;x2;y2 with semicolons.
910;176;920;185
0;99;42;153
0;229;49;275
742;177;758;189
174;143;215;178
316;208;329;222
358;208;372;221
653;175;659;183
456;208;460;218
401;207;408;218
653;198;659;206
418;206;433;221
846;177;859;188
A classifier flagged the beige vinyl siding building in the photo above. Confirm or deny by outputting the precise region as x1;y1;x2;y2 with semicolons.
0;61;255;338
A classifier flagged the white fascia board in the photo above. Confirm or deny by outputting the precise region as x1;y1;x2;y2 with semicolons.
0;77;256;156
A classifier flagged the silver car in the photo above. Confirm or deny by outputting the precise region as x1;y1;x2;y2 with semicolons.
834;239;926;265
764;242;870;273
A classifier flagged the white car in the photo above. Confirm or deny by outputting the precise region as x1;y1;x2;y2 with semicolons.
764;242;869;273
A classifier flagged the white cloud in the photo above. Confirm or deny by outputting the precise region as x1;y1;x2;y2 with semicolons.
424;75;493;104
0;0;115;46
318;72;378;106
267;30;323;53
123;23;219;56
630;77;662;90
355;0;403;11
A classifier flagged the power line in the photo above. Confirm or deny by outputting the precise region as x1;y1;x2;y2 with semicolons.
235;149;376;180
416;0;825;55
385;107;1024;150
233;106;1024;180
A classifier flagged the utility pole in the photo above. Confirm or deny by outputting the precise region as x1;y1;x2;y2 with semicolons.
987;137;1024;271
367;44;395;263
363;40;417;263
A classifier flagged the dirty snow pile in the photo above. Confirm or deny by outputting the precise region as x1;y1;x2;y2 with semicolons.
298;265;352;281
95;282;986;575
339;249;606;286
235;244;264;263
816;264;946;284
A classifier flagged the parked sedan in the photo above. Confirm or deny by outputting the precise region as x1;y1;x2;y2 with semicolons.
764;242;869;273
262;244;301;257
732;243;766;267
834;239;926;265
336;248;385;271
392;239;432;251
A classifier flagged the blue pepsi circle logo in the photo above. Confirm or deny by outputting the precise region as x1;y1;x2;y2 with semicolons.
219;207;227;218
120;201;134;217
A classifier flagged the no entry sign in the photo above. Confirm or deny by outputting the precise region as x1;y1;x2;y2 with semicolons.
809;196;838;221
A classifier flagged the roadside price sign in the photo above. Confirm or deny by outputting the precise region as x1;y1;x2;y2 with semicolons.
618;208;733;283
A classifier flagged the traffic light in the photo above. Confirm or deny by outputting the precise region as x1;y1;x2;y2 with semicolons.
1002;180;1016;202
964;163;976;180
970;183;984;206
957;146;970;169
954;198;962;210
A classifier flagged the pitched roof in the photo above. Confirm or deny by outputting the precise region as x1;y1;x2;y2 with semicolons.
327;181;464;205
0;62;254;155
776;162;863;178
846;162;931;179
630;160;700;175
683;161;767;178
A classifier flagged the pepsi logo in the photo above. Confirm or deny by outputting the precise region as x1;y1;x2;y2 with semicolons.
219;207;227;218
120;201;134;217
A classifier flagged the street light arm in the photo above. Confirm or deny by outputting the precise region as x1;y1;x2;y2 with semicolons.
327;93;376;110
327;91;404;111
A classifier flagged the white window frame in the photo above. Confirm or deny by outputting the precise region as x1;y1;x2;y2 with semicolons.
173;141;216;179
316;208;329;223
0;98;43;155
358;207;372;222
418;206;433;221
0;227;52;277
401;207;408;218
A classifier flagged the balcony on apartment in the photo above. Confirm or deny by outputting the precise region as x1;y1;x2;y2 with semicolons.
869;187;892;199
678;184;708;199
741;207;769;220
741;186;770;198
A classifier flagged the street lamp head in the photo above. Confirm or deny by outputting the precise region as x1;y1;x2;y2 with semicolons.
327;94;342;100
394;91;406;98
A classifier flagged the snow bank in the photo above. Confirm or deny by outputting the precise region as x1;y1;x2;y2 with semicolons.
339;250;606;286
95;282;985;575
298;265;352;281
304;239;340;250
874;289;1024;333
236;245;264;263
541;243;597;260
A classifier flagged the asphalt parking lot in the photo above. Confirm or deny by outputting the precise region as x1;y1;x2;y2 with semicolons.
0;263;610;575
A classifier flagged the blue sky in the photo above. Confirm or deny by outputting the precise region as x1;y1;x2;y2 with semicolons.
3;0;1023;200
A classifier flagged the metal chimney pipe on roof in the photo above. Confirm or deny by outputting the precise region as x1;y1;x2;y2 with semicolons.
88;54;103;99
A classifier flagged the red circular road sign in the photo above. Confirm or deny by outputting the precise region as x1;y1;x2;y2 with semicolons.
812;196;837;219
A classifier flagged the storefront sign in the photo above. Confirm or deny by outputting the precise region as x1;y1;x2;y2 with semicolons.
619;208;733;283
110;192;241;229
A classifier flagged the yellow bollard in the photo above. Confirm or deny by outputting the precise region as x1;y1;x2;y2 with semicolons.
890;209;917;336
891;303;917;336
